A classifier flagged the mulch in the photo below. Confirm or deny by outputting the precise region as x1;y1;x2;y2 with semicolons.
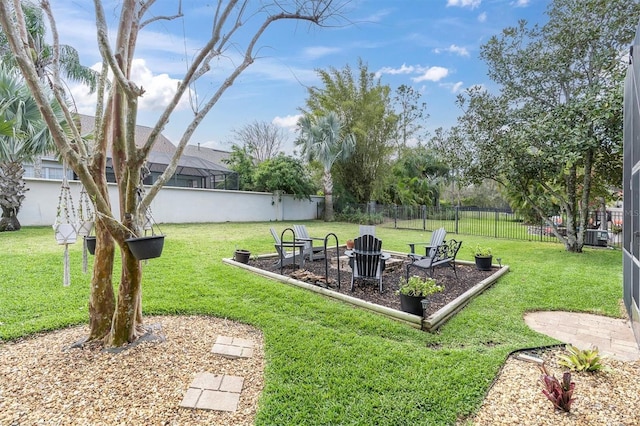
249;248;497;317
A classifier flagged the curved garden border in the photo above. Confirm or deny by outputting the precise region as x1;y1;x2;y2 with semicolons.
222;251;509;331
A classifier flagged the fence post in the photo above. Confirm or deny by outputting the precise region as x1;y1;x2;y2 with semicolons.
422;205;426;230
394;204;398;229
455;206;459;234
495;210;499;238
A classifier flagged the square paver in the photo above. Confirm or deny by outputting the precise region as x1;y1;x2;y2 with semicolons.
212;335;255;359
191;372;223;390
180;373;245;412
197;389;241;412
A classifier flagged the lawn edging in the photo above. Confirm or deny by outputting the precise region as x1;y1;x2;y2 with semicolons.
223;254;509;331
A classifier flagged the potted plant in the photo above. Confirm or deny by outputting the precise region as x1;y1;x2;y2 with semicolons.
473;244;493;271
396;275;443;316
234;249;251;264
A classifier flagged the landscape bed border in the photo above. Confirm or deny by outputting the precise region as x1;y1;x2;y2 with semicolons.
223;250;510;331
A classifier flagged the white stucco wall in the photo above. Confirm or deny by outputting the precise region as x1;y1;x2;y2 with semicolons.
20;178;321;226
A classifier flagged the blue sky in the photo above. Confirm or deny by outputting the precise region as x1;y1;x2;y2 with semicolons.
51;0;548;153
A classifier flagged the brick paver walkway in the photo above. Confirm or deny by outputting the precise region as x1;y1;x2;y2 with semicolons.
180;336;255;412
524;311;640;362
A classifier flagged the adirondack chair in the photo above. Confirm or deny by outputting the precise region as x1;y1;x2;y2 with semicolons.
406;239;462;279
350;234;385;292
359;225;376;237
407;227;447;262
292;224;325;261
270;227;305;269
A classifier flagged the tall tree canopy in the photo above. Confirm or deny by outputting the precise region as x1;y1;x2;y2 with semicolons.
432;0;640;252
302;59;397;204
0;0;346;347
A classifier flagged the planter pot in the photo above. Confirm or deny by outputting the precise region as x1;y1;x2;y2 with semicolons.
53;223;77;245
346;240;355;250
77;220;94;237
85;236;96;255
125;235;165;260
399;294;426;316
475;255;493;271
234;249;251;264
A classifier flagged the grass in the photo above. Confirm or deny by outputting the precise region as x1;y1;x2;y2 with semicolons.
0;222;623;424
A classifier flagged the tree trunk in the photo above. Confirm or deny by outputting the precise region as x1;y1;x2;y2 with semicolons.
87;220;116;341
323;170;334;221
0;161;26;232
0;206;21;231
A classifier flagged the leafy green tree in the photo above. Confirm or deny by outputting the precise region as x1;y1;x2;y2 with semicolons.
433;0;639;252
302;59;397;204
253;154;317;199
296;112;354;221
385;145;448;206
223;144;256;191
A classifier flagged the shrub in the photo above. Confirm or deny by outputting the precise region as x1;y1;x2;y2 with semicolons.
539;365;575;412
396;276;443;297
557;345;606;372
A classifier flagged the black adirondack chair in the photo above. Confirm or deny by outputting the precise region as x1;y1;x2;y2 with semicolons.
351;234;384;292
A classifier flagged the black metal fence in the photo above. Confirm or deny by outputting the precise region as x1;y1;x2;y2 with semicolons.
332;203;623;248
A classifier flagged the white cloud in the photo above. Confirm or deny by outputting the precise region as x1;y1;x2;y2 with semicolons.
451;81;464;93
412;66;449;82
478;12;487;22
68;59;191;115
513;0;530;6
375;64;415;78
302;46;342;60
273;114;301;132
435;44;469;57
447;0;481;9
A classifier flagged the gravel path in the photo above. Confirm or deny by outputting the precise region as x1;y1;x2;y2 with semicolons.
469;347;640;425
0;316;264;426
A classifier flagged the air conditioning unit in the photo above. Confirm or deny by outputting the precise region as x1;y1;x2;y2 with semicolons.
585;229;608;247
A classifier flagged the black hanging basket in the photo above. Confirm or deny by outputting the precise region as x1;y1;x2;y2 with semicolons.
85;236;97;255
125;235;165;260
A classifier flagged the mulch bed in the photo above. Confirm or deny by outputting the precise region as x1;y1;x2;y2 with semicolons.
249;248;497;317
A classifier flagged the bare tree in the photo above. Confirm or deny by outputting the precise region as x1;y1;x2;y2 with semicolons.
230;120;286;163
0;0;346;347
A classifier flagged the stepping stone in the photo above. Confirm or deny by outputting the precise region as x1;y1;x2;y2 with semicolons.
211;335;254;359
180;372;244;412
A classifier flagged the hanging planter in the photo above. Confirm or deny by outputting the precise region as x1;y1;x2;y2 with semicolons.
125;235;165;260
77;220;94;237
53;222;77;245
85;236;97;255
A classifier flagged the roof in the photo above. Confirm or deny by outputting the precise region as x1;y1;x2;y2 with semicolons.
78;114;176;154
78;114;233;176
183;144;231;166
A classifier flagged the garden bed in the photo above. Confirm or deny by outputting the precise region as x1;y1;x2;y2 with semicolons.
224;247;509;330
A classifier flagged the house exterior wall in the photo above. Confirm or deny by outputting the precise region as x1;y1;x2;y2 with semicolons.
21;178;321;226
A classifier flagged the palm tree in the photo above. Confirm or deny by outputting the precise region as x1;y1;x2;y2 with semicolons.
0;66;63;231
0;2;98;92
296;112;355;221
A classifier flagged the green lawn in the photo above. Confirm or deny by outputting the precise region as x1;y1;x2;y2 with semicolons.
0;222;623;425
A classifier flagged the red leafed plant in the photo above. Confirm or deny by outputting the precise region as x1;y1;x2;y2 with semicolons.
539;365;575;412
